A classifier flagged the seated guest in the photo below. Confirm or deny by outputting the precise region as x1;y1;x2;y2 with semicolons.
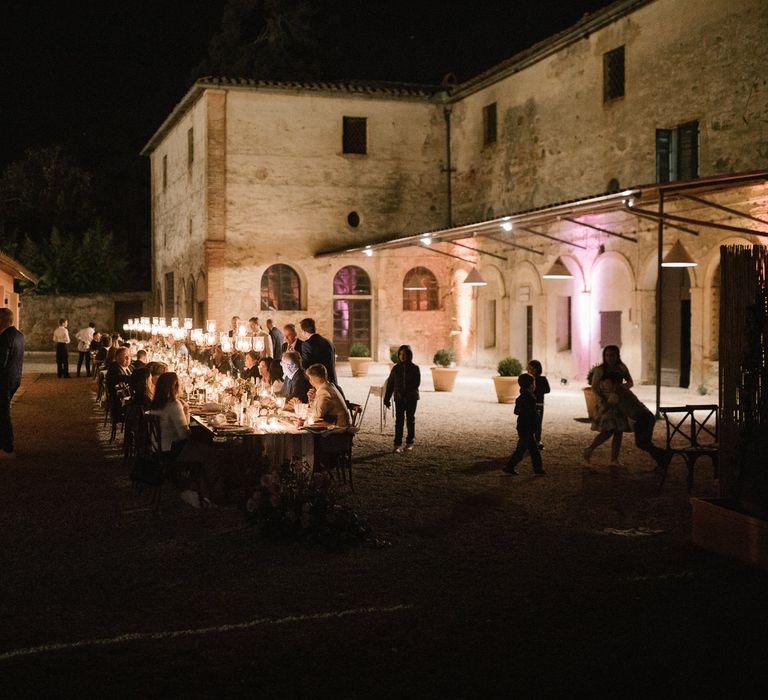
106;346;133;395
241;351;260;381
305;363;350;427
280;351;310;404
95;335;112;366
258;358;284;395
211;345;230;375
147;372;190;458
230;350;245;377
132;349;148;370
130;360;167;409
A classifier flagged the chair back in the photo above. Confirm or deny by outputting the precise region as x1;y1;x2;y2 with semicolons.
346;401;363;431
142;412;163;456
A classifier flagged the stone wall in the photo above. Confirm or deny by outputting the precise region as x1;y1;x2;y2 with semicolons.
21;291;151;350
450;0;768;223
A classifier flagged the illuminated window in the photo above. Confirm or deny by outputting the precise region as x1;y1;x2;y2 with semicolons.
333;266;371;295
261;264;301;310
403;267;439;311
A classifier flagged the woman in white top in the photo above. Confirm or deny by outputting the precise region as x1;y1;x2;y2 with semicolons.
148;372;190;456
258;358;284;395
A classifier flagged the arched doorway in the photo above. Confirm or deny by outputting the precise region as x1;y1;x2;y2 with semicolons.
660;266;692;388
332;265;372;359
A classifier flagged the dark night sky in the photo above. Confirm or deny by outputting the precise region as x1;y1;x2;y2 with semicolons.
0;0;615;283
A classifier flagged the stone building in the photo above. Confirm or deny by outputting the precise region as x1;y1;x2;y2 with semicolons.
142;0;768;387
0;250;36;329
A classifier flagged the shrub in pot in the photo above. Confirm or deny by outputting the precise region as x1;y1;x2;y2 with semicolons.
431;348;458;392
493;357;523;404
348;342;372;377
389;346;400;368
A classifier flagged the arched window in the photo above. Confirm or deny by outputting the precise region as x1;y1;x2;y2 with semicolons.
261;264;301;310
403;267;439;311
333;265;371;295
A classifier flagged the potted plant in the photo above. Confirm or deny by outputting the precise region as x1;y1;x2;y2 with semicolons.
389;346;400;369
583;363;601;420
492;357;523;404
431;348;458;392
348;342;372;377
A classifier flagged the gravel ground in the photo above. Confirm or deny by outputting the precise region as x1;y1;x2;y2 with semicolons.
2;361;767;698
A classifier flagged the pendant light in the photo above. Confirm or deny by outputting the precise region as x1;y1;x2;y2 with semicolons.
662;240;697;267
462;267;487;286
543;256;573;279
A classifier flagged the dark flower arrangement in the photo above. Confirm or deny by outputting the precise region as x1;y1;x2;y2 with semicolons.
245;458;388;552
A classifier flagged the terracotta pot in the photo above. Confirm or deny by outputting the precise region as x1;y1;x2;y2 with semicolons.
430;366;458;392
492;375;520;404
691;497;768;570
349;357;372;377
583;386;598;420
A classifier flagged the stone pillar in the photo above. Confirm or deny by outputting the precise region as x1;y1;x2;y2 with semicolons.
205;241;227;328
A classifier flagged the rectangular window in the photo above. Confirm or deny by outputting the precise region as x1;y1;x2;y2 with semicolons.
162;154;167;192
603;46;625;102
343;117;367;154
600;310;622;348
164;272;174;317
556;296;572;352
187;127;194;170
484;300;497;348
483;103;497;145
656;121;698;183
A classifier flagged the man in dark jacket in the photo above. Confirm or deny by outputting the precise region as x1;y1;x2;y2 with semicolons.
0;307;25;458
299;318;337;386
383;344;420;453
280;351;311;404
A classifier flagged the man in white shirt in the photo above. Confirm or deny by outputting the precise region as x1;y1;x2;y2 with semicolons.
247;316;274;358
75;322;96;378
52;318;71;379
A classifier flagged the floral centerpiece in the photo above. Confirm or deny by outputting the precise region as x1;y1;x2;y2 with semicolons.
245;459;386;551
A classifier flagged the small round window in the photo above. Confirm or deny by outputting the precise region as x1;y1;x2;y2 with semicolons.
347;211;360;228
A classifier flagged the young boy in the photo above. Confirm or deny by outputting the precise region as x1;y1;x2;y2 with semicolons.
601;371;672;470
504;373;545;476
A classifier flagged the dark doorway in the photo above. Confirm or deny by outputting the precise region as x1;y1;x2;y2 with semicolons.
679;299;691;388
333;299;371;360
114;301;144;334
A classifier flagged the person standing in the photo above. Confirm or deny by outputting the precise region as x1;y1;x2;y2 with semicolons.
0;307;24;459
266;319;284;359
504;373;545;476
384;344;421;453
75;322;96;378
527;359;550;450
299;318;337;387
281;323;303;355
53;318;71;378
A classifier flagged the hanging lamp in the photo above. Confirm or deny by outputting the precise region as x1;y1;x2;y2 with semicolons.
462;267;487;286
542;256;573;279
662;240;697;267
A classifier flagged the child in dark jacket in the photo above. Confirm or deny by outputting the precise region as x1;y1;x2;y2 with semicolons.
383;344;421;453
504;373;545;475
527;359;550;449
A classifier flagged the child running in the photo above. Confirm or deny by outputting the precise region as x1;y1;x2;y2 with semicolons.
504;373;546;476
592;371;671;470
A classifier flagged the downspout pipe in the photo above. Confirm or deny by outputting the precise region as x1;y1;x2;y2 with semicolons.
443;103;453;228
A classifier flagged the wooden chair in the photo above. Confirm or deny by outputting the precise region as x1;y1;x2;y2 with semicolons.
658;404;719;491
109;383;132;442
132;413;208;514
313;428;355;490
346;401;364;431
